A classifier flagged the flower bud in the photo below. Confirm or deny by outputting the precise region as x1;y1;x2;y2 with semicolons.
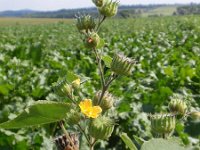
92;0;104;7
189;112;200;121
150;114;176;137
169;98;187;118
66;109;82;126
84;32;100;48
98;0;119;17
76;14;96;33
89;116;114;140
52;80;72;99
111;53;135;76
72;78;81;90
93;91;114;111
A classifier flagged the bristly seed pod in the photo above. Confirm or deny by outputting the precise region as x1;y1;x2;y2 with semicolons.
89;116;115;140
54;133;79;150
98;0;119;17
76;14;96;33
93;91;114;111
92;0;104;7
169;98;187;118
66;109;82;126
150;114;176;138
52;80;72;99
72;78;81;90
111;53;135;76
84;32;100;48
189;112;200;121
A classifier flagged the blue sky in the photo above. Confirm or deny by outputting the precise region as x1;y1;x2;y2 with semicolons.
0;0;199;11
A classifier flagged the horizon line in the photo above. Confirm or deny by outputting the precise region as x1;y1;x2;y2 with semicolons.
0;2;199;12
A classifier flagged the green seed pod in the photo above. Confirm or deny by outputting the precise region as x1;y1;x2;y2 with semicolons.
169;98;187;118
150;114;176;138
98;0;119;17
189;112;200;121
72;78;81;90
76;14;96;33
93;91;114;111
84;32;100;48
111;53;135;76
66;109;82;126
52;80;72;99
89;116;114;140
92;0;104;7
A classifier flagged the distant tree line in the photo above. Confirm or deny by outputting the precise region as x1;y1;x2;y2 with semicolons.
26;5;169;18
1;4;200;18
175;4;200;15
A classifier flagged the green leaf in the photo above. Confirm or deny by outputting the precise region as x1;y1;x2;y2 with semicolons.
0;84;14;95
133;135;145;146
102;55;112;68
65;71;79;83
0;101;70;129
141;138;185;150
80;76;90;84
120;132;138;150
60;71;89;84
96;38;105;49
164;66;174;77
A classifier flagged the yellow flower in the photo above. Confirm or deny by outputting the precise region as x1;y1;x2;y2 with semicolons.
79;99;102;118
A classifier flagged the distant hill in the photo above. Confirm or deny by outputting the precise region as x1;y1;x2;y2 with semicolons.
0;4;199;18
176;4;200;15
0;9;37;17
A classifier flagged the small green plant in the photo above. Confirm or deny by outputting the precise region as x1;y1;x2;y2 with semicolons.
0;1;200;150
121;94;200;150
0;0;133;149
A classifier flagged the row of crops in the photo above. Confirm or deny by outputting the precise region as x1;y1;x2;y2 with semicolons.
0;16;200;149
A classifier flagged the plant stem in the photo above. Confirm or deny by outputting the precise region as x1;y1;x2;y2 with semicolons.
90;138;96;150
77;124;91;146
90;146;94;150
93;48;105;87
93;48;119;105
96;16;106;32
98;73;118;105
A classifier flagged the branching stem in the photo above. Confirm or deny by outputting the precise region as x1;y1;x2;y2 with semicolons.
96;16;106;32
98;73;118;105
77;124;91;146
93;48;105;87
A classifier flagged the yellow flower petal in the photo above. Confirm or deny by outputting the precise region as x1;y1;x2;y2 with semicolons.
72;78;81;88
72;78;80;85
79;99;92;115
89;106;102;118
79;99;102;118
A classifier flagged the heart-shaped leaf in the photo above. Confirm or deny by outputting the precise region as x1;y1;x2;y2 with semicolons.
0;101;70;129
141;138;185;150
102;55;112;68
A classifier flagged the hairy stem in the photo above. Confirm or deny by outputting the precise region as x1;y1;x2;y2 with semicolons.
89;138;97;150
77;124;91;146
96;15;106;32
93;48;105;87
98;73;118;105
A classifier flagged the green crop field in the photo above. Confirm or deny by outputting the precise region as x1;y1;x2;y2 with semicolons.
142;6;177;16
0;17;73;26
0;16;200;149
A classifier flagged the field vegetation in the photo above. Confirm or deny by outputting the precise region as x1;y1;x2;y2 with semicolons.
0;16;200;149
